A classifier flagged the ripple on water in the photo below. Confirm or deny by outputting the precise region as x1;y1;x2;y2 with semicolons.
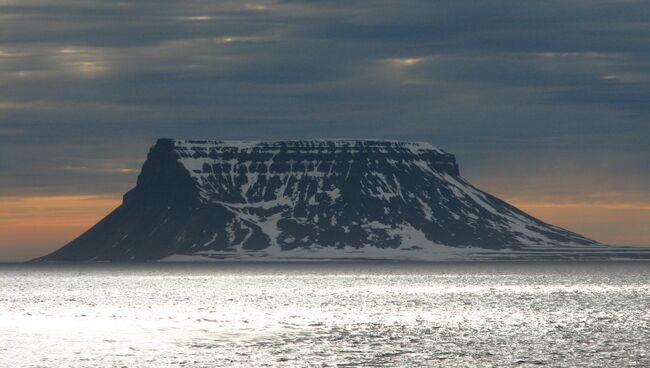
0;262;649;367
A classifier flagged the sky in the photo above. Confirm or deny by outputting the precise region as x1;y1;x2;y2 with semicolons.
1;0;649;261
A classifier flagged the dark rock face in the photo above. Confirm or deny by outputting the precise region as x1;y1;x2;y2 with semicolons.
38;138;645;262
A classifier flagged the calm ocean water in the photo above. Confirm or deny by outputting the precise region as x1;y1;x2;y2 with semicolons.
1;262;649;367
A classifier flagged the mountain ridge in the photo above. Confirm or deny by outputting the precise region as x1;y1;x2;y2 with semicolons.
35;138;649;262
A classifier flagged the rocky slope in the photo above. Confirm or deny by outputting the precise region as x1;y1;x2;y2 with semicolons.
35;139;648;262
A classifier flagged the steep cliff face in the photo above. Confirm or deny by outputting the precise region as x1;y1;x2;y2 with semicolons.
37;139;645;262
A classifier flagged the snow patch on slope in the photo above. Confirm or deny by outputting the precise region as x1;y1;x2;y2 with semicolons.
158;138;599;257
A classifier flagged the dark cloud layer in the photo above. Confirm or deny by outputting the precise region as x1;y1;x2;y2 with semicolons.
1;0;649;199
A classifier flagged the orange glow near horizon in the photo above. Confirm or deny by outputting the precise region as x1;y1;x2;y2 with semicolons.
508;199;650;247
0;194;648;261
0;195;122;261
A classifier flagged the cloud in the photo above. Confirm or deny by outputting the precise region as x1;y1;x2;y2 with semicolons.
1;1;649;255
0;0;648;201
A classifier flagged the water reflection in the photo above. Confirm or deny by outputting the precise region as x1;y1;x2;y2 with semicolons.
1;262;649;367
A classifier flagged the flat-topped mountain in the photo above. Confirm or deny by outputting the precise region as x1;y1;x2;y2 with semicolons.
35;139;648;262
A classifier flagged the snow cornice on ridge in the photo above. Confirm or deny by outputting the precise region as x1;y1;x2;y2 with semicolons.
167;138;448;155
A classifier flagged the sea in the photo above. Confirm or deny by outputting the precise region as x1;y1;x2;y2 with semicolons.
1;262;648;367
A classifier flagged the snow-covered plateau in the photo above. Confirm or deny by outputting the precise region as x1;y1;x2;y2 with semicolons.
35;139;650;262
